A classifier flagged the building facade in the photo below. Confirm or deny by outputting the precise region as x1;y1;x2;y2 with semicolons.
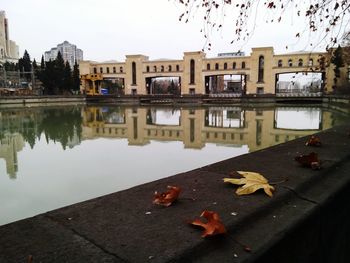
0;11;19;64
80;47;349;96
45;40;83;68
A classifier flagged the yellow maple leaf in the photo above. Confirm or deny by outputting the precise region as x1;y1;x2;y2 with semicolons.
223;171;275;197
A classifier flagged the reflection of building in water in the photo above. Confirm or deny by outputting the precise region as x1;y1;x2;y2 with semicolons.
205;108;244;128
0;133;24;179
82;106;334;152
146;109;181;126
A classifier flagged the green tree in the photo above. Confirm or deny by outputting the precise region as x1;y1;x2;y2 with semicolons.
19;50;32;80
72;62;80;93
3;61;16;71
55;52;66;93
40;55;45;70
32;59;38;70
63;61;72;93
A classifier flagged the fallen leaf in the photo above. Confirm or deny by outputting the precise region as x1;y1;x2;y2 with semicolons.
223;171;275;197
27;255;33;263
153;186;181;207
295;152;321;170
190;210;227;237
305;135;321;147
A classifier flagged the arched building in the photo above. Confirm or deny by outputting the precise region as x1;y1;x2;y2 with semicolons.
80;47;349;96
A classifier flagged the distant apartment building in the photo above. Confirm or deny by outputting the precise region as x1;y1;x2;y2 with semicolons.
0;10;19;64
44;40;83;68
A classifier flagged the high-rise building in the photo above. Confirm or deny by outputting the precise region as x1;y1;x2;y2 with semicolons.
0;11;19;63
44;41;83;68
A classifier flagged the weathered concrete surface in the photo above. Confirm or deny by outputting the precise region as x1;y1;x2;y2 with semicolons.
1;123;350;262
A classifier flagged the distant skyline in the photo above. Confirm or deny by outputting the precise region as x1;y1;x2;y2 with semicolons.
2;0;329;62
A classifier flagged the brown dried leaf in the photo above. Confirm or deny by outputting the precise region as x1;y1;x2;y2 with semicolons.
295;152;321;170
305;135;322;147
153;186;181;207
190;210;226;237
224;171;275;197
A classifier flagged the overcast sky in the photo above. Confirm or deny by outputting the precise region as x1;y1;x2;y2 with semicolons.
2;0;328;62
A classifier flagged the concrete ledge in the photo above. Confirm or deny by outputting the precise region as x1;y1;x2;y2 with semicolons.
0;124;350;262
0;96;86;107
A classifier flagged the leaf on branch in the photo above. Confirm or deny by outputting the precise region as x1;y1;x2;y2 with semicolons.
190;210;227;237
153;186;181;207
295;152;321;170
305;135;322;147
334;2;339;10
223;171;275;197
267;2;275;8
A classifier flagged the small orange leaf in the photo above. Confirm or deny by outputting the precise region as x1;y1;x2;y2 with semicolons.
153;186;181;207
305;135;322;147
295;152;321;170
190;210;226;237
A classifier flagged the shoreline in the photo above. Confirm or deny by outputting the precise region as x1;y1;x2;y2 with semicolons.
0;94;349;108
1;123;350;262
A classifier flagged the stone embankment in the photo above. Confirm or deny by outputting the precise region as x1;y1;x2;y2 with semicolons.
1;122;350;262
1;94;350;107
0;95;86;108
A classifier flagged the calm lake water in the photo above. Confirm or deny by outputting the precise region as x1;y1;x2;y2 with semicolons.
0;104;349;225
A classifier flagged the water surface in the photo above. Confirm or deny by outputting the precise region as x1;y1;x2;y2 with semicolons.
0;104;348;225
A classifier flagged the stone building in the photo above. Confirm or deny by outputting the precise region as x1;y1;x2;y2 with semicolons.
0;11;19;64
80;47;349;96
45;40;83;68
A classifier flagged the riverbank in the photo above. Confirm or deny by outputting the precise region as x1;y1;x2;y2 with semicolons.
1;94;350;108
0;95;86;108
1;122;350;262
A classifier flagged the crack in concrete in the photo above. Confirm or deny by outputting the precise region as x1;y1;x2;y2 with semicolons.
44;214;129;263
282;186;319;205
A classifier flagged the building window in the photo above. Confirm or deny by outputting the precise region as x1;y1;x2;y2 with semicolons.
278;60;282;67
190;59;195;84
242;61;246;69
113;67;116;73
298;59;303;67
207;63;210;70
288;59;293;67
107;67;110;73
258;56;264;82
215;63;219;70
146;66;150;72
161;65;164;72
100;67;103;73
154;66;157;72
132;62;137;85
232;62;236;69
168;65;172;71
93;67;97;74
224;63;227;70
120;67;123;73
308;59;313;66
176;65;180;71
257;87;264;94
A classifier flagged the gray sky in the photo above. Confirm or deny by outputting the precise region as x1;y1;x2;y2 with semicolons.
2;0;329;62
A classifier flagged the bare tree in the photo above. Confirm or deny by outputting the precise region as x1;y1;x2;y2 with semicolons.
175;0;350;50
